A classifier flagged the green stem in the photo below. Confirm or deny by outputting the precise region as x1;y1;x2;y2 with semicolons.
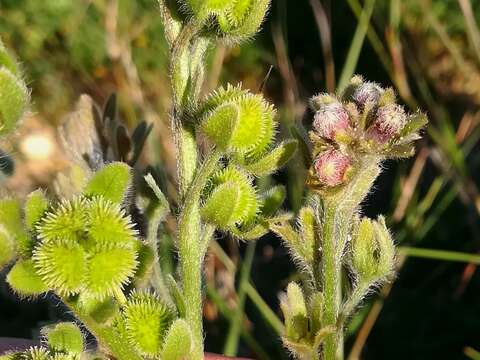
177;149;222;359
321;202;342;360
399;246;480;264
320;158;381;360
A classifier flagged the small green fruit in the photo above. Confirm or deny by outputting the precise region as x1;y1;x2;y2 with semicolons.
36;197;88;244
86;197;137;248
351;216;395;282
200;85;276;155
201;167;258;230
123;291;176;356
33;240;87;296
86;245;138;299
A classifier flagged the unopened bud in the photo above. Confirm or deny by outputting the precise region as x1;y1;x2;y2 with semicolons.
367;104;406;144
352;81;383;110
351;216;395;282
314;149;352;187
313;102;350;142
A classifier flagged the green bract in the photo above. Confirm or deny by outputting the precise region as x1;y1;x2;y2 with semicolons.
200;84;276;154
43;322;84;354
201;166;258;230
181;0;270;41
6;259;49;297
0;39;29;136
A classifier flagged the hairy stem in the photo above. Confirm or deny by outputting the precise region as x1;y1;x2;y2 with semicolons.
320;157;381;360
177;149;222;359
64;298;143;360
321;201;342;360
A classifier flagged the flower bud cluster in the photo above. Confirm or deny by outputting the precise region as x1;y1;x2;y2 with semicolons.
308;76;427;191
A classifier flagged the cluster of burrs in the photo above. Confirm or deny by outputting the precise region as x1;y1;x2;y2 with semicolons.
0;163;189;359
308;75;427;192
179;0;270;42
197;84;296;239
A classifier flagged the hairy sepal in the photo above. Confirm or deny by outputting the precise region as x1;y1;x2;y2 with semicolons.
83;162;132;204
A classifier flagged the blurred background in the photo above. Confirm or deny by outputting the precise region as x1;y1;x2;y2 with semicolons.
1;0;480;359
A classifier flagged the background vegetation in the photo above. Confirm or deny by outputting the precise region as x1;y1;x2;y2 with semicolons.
1;0;480;359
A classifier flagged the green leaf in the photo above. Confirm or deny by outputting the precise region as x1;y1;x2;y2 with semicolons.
0;226;15;268
298;207;316;256
229;222;269;240
243;140;297;176
161;319;193;360
400;113;428;137
259;185;286;217
24;190;48;231
0;68;29;136
133;243;155;284
201;103;239;151
0;198;30;255
290;125;312;166
83;162;132;204
44;322;84;354
7;259;49;297
166;275;186;318
0;39;20;75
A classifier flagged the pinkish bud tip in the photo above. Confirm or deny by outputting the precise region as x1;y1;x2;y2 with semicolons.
352;82;383;109
313;102;350;141
314;148;352;187
367;104;406;144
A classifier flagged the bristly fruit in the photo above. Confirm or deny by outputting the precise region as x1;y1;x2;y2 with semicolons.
34;196;139;299
181;0;271;42
199;84;276;155
122;291;176;356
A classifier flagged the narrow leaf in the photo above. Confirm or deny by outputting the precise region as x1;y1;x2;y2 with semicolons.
259;185;286;217
244;140;298;176
24;189;48;231
161;319;193;360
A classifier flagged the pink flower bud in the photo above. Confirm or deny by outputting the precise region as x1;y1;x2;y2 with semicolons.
314;149;352;187
313;102;350;141
352;82;383;109
366;104;406;144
